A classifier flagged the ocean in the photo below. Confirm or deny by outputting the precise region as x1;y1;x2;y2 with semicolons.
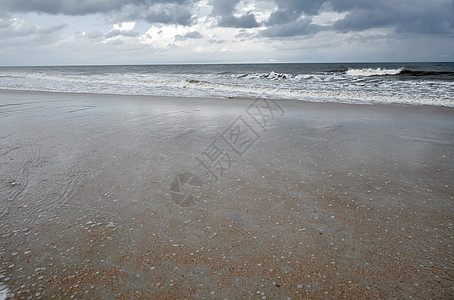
1;62;453;107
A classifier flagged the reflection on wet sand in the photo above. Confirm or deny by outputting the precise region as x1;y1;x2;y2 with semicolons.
1;90;453;299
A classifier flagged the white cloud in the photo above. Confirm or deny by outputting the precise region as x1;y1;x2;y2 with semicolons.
140;25;184;49
113;21;135;31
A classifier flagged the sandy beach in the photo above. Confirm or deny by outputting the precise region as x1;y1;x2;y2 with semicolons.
1;89;453;299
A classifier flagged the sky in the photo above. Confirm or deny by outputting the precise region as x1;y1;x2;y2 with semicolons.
0;0;453;65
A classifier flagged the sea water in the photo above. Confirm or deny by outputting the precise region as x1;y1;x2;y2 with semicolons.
0;62;453;106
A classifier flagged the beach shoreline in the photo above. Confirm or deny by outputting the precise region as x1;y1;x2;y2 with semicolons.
1;90;453;299
2;87;454;109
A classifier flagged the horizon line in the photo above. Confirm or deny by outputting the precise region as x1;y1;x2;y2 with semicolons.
1;61;453;68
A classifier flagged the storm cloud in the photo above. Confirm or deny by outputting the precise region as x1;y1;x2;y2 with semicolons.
0;0;453;64
218;13;260;28
211;0;260;28
175;31;202;41
0;0;191;16
0;0;452;34
262;18;321;37
262;0;454;37
330;0;454;35
268;0;324;25
0;0;197;25
142;3;194;26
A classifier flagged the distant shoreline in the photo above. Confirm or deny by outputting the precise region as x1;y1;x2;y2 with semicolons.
2;88;454;111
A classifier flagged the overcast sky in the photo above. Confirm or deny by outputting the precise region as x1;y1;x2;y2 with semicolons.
1;0;453;65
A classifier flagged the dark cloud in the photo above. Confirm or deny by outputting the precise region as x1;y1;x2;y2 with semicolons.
110;2;195;26
262;0;454;37
105;29;139;39
0;0;192;15
183;31;202;38
0;0;126;15
1;0;453;37
218;12;259;28
267;10;299;26
175;31;202;40
211;0;259;28
267;0;324;25
260;0;325;37
143;3;195;26
211;0;240;16
329;0;454;35
261;18;320;37
0;0;196;25
276;0;325;15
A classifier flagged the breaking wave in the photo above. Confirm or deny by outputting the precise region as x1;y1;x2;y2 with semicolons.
346;68;404;77
0;63;453;107
237;72;297;80
345;67;454;79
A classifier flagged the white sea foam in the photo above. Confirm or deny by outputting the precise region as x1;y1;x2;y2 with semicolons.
239;72;296;80
0;283;9;300
346;68;404;77
1;64;453;107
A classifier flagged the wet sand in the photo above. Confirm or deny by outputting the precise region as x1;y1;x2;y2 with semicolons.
1;90;453;299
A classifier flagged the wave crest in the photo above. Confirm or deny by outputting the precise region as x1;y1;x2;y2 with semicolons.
346;68;404;77
238;72;296;80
